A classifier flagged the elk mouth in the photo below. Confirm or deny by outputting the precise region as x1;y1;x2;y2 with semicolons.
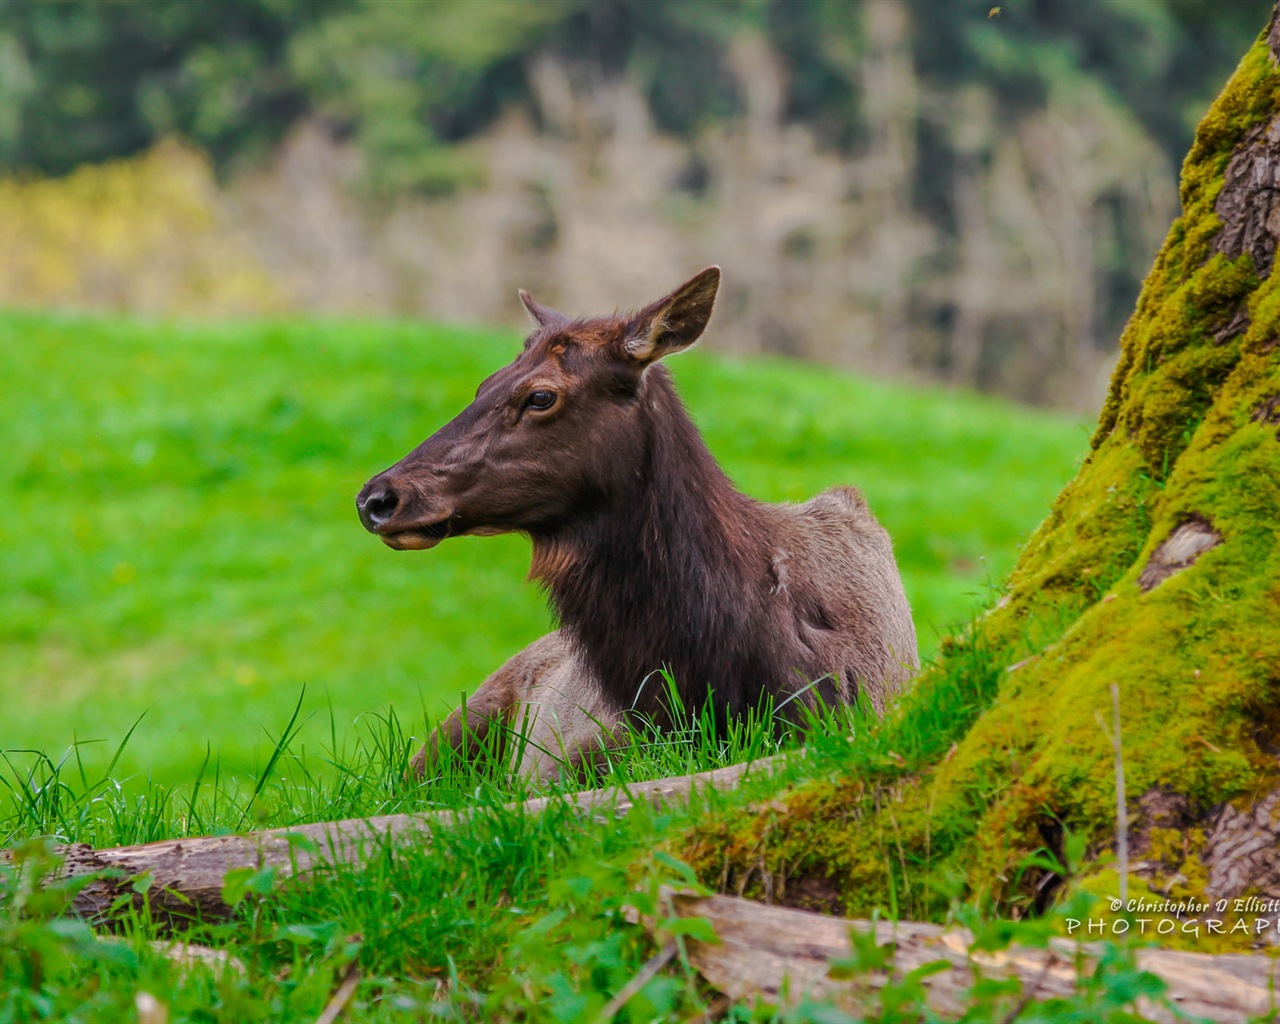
380;518;453;551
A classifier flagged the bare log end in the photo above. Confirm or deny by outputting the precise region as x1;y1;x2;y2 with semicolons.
1137;516;1222;592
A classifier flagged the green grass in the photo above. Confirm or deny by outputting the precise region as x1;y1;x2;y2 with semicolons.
0;666;1162;1022
0;310;1086;786
0;685;874;1019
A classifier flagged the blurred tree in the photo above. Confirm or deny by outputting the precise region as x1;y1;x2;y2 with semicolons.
543;0;751;138
288;0;572;195
907;0;1269;174
0;0;1264;188
0;0;1270;405
0;0;337;174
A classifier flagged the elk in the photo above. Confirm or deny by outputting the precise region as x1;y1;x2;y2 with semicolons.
356;267;918;780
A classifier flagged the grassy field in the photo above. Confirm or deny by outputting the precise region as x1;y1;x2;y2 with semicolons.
0;604;1146;1022
0;311;1087;787
1;312;1178;1023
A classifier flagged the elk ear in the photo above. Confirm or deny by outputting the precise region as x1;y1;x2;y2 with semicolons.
622;266;720;364
518;289;568;330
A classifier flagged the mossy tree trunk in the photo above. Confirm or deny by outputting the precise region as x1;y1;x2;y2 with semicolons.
685;8;1280;938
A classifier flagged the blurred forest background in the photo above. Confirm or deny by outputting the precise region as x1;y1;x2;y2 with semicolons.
0;0;1268;409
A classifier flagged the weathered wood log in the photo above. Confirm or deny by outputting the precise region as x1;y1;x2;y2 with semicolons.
101;938;247;976
662;890;1280;1023
39;758;779;924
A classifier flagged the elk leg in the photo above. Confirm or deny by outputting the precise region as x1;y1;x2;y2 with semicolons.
407;631;583;780
407;671;519;779
510;640;624;782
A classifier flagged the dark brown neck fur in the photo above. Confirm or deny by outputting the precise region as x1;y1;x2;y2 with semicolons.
530;365;789;722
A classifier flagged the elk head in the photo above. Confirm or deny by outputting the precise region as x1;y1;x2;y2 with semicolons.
356;267;721;551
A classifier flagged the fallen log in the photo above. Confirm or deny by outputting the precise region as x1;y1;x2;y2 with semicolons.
661;890;1280;1023
104;937;247;976
34;757;780;923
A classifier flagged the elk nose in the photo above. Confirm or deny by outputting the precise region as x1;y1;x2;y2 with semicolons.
357;485;400;532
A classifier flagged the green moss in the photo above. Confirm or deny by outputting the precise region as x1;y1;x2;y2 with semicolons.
1098;33;1280;443
678;21;1280;946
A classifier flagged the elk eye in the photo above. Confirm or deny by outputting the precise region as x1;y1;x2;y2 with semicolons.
524;389;557;411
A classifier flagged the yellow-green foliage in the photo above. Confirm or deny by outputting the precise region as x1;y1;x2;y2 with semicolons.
0;141;281;315
682;26;1280;942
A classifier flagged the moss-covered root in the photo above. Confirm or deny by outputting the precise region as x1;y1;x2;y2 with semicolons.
680;7;1280;944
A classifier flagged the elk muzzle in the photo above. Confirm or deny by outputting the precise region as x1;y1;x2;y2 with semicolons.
356;474;455;550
